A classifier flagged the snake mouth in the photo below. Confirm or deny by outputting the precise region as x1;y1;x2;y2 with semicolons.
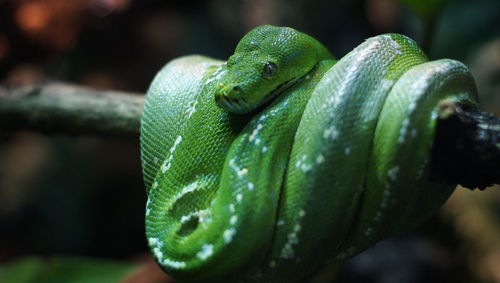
262;76;299;105
262;63;320;105
216;67;313;114
216;95;251;113
218;77;299;114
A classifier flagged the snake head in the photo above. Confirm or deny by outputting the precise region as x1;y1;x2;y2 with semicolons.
214;25;333;114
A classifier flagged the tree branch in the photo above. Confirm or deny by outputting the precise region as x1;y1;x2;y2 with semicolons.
431;101;500;190
0;83;498;188
0;83;144;140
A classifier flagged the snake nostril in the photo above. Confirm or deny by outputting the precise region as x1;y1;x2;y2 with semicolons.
232;85;242;94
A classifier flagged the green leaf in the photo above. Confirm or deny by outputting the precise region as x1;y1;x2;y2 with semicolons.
396;0;448;17
0;255;136;283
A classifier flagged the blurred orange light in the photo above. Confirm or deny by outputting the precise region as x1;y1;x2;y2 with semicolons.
16;2;50;32
0;36;10;60
90;0;131;17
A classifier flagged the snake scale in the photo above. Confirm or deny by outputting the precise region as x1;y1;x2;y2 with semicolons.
140;25;477;282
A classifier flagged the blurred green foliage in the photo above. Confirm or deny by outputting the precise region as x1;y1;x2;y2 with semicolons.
397;0;448;17
0;0;499;282
0;256;135;283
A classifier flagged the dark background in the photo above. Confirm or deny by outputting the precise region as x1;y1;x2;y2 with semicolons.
0;0;499;282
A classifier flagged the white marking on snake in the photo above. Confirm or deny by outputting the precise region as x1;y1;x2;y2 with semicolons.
148;237;159;246
162;258;186;269
280;209;306;259
380;79;394;92
229;204;235;213
146;197;151;216
325;94;338;108
160;161;169;173
223;228;237;243
236;193;243;203
247;182;254;190
229;158;237;168
408;101;417;112
149;238;166;263
300;163;312;173
277;219;285;226
398;135;405;144
323;125;338;140
280;223;302;259
356;37;384;63
179;181;199;196
398;118;411;144
388;166;400;181
402;118;410;128
262;146;268;153
186;100;198;118
230;215;238;225
205;66;226;84
161;135;183;173
180;214;191;224
345;147;351;155
249;124;263;143
198;209;211;223
153;247;163;261
237;168;248;177
299;209;306;217
380;184;392;208
295;160;301;168
295;155;304;169
196;244;214;260
316;154;325;164
171;136;183;152
180;209;211;224
381;34;402;55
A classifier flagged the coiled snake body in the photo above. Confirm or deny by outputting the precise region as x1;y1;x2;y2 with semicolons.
141;25;477;282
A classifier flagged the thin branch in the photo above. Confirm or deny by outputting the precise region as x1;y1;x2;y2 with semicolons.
431;101;500;190
0;83;498;188
0;83;144;140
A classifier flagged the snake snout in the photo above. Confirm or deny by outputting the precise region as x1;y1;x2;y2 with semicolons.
215;85;251;114
231;85;242;95
215;94;243;113
216;83;243;98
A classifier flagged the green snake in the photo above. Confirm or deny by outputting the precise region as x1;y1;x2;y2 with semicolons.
140;25;477;282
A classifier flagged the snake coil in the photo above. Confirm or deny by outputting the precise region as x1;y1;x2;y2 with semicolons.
140;25;477;282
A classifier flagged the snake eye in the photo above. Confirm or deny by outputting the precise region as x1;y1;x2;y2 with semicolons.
263;62;277;79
